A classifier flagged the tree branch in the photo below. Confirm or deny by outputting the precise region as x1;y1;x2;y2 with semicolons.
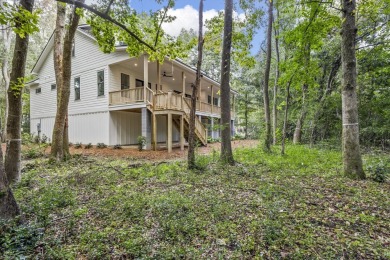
55;0;156;52
154;0;172;47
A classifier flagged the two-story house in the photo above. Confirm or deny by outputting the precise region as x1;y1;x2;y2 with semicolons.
29;25;236;152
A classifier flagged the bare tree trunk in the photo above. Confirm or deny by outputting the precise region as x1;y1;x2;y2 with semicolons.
341;0;365;179
281;77;293;155
245;93;248;139
220;0;234;165
263;0;273;152
51;1;83;161
293;84;308;144
188;0;204;169
5;0;35;183
272;9;280;145
0;121;20;219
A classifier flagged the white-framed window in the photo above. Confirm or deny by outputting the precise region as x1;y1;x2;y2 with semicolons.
35;88;41;94
97;70;104;96
74;77;80;100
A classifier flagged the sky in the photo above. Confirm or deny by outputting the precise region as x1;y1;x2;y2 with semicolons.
129;0;266;55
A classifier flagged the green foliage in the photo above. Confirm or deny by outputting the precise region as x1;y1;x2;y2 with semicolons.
96;143;107;149
4;146;389;258
367;160;389;183
74;142;82;149
22;147;43;159
84;143;92;149
113;144;122;149
137;136;146;151
0;2;40;38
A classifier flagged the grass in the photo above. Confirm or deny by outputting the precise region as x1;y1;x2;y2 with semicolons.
1;145;389;259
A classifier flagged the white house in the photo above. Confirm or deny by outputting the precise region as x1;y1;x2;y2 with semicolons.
29;25;236;152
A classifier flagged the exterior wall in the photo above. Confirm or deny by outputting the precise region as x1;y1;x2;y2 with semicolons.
156;115;180;143
30;111;109;145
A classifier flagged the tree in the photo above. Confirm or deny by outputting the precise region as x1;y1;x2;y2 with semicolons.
220;0;234;165
340;0;365;179
262;0;273;152
4;0;37;183
272;7;280;145
188;0;204;169
50;1;84;161
0;121;20;219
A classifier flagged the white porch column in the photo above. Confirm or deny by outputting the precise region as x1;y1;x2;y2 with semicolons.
180;114;185;151
182;72;186;97
141;107;151;149
157;62;161;92
143;54;148;101
211;85;214;114
167;113;172;153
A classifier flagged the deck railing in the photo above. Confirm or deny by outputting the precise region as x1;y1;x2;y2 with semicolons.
109;89;230;117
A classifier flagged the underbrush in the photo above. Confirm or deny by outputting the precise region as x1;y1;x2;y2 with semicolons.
1;145;389;259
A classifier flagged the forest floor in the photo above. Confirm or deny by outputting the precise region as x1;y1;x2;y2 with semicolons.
1;144;389;259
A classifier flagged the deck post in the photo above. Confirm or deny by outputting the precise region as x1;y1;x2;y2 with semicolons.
152;113;157;151
167;113;172;153
157;62;161;92
143;54;148;101
180;114;185;151
198;80;202;110
211;85;214;114
167;91;172;109
211;117;214;139
141;107;151;149
182;72;186;97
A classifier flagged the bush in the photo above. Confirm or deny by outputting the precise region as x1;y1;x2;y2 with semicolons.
137;136;146;151
33;135;40;144
367;160;389;183
74;142;82;149
97;143;107;149
84;143;93;149
22;133;33;145
68;142;73;147
41;134;48;144
113;144;122;150
22;148;43;159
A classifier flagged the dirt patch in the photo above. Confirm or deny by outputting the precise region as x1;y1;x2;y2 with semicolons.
2;140;259;161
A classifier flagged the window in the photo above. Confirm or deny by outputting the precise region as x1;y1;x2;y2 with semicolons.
213;97;219;106
97;70;104;96
208;95;212;104
36;88;41;94
136;79;151;88
51;84;56;90
74;77;80;100
72;40;75;57
121;73;129;89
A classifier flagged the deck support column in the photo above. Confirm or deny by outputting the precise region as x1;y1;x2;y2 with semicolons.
211;117;214;139
157;62;161;92
141;107;151;149
152;113;157;151
143;54;148;101
180;114;185;151
167;113;172;153
182;72;186;97
211;85;214;114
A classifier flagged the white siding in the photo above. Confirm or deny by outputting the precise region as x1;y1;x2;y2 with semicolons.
109;111;141;145
156;115;180;143
30;111;109;145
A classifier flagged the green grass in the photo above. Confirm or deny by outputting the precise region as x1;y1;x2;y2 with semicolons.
1;145;389;259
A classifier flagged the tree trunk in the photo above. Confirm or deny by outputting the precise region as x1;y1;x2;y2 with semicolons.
220;0;234;165
341;0;365;179
1;20;12;143
0;121;20;219
281;77;293;155
244;92;248;139
51;1;83;161
263;0;273;152
188;0;204;169
5;0;35;183
272;9;280;145
293;84;308;144
310;56;341;147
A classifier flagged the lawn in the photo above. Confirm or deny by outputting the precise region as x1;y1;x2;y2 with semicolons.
1;145;389;259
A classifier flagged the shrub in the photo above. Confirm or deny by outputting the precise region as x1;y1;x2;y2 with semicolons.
22;133;33;145
22;148;43;159
113;144;122;149
33;135;40;144
97;143;107;149
68;142;73;147
84;143;93;149
367;161;389;183
41;134;48;144
137;136;146;151
74;142;82;149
